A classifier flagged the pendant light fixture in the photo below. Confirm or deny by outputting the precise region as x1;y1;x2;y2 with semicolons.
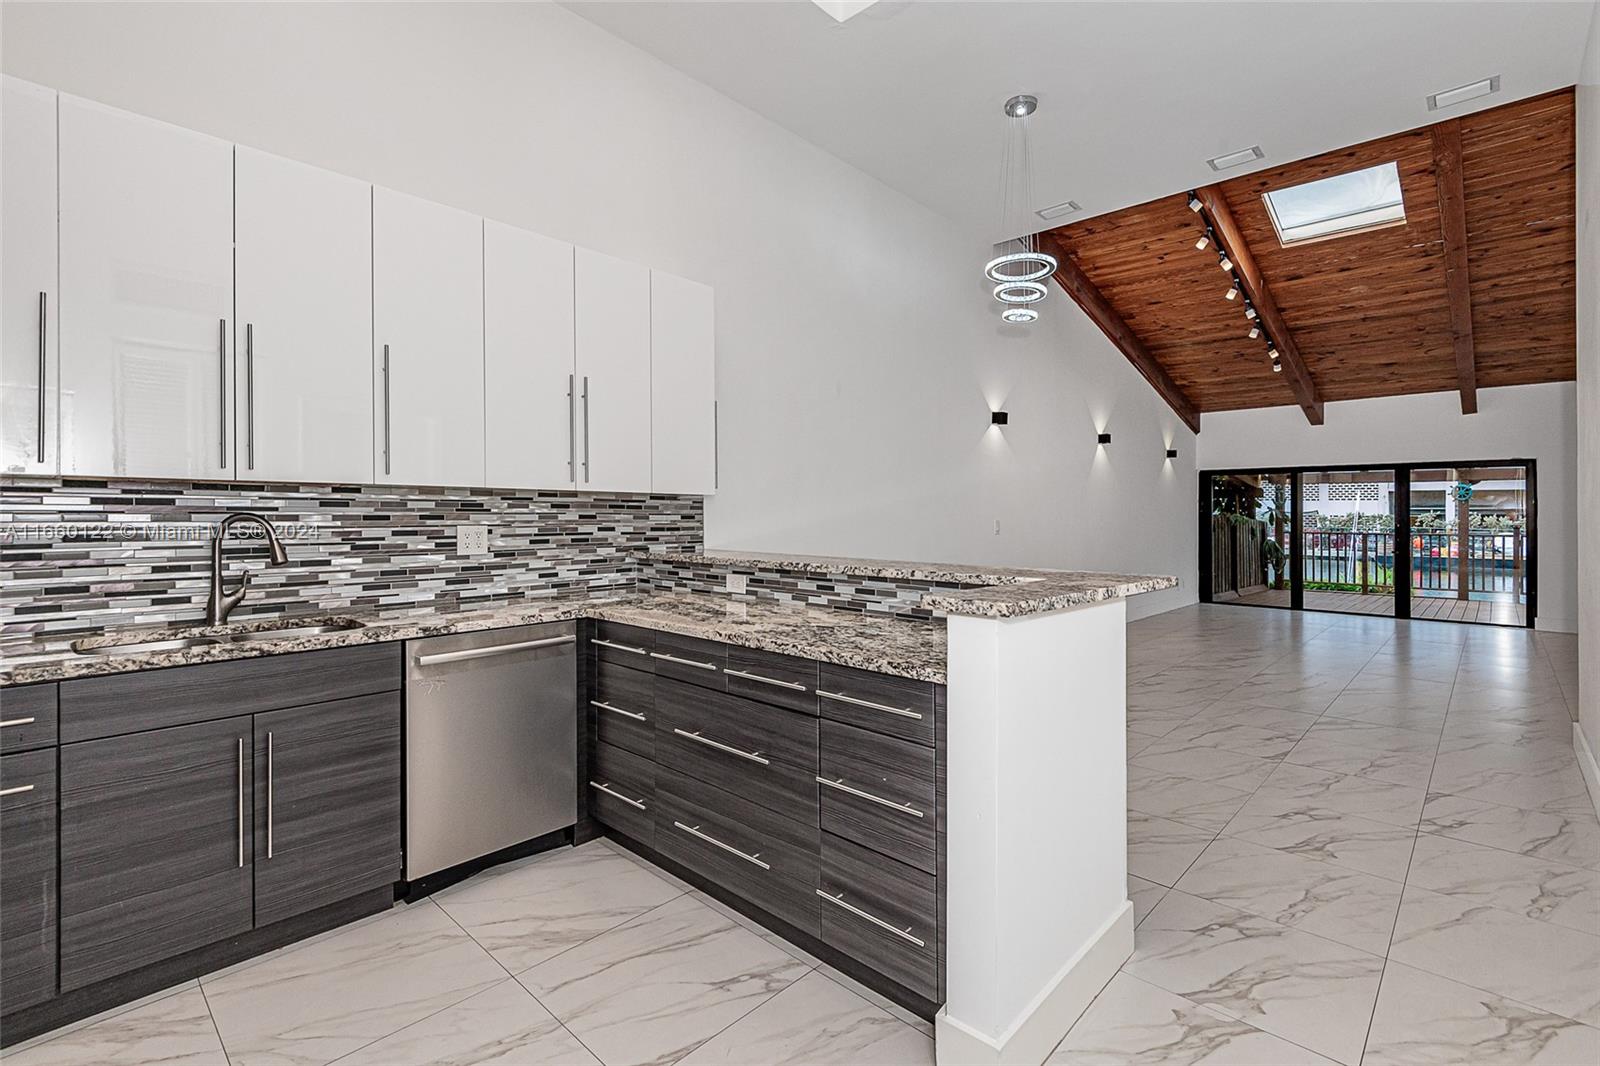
986;94;1055;324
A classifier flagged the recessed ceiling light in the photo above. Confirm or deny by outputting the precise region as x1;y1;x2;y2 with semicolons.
811;0;881;23
1427;75;1500;111
1035;200;1081;221
1206;145;1264;172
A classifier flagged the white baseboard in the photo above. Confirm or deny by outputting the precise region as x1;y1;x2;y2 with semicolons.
1576;724;1600;824
934;901;1133;1066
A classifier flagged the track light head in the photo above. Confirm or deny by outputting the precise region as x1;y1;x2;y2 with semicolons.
1244;305;1258;321
1271;360;1283;374
1188;193;1203;213
1195;233;1210;251
1218;252;1233;272
1248;324;1262;339
1225;284;1239;300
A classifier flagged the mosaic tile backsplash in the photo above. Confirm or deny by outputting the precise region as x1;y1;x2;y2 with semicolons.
638;559;982;620
1;478;703;640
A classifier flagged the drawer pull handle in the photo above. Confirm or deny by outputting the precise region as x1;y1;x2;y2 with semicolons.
650;651;719;671
593;638;649;656
590;781;647;810
0;784;36;798
817;690;923;721
414;635;574;667
673;821;770;869
672;728;769;765
592;700;647;722
725;668;807;692
0;717;38;729
816;776;925;818
817;890;926;948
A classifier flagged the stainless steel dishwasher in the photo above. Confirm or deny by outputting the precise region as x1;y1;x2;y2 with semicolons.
405;621;577;880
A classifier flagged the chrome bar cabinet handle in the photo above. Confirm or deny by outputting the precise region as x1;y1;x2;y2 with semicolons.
592;700;646;722
589;781;646;810
672;728;768;765
413;635;575;667
218;319;228;468
381;344;392;475
0;784;36;798
236;738;245;868
724;668;805;692
245;323;255;470
673;822;769;869
567;373;576;482
816;890;925;947
580;375;590;482
265;730;273;859
0;717;37;729
36;292;46;462
816;690;923;720
816;776;925;818
650;651;718;671
591;638;649;656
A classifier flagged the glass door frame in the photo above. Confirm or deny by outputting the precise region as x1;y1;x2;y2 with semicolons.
1198;457;1537;628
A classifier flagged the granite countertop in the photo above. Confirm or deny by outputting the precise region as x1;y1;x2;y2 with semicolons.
0;591;949;688
642;549;1178;617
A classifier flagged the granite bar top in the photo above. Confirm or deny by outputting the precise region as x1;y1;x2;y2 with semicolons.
640;549;1178;617
0;591;948;688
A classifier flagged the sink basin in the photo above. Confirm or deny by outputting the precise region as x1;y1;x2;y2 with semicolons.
72;617;367;656
222;624;364;642
80;636;223;656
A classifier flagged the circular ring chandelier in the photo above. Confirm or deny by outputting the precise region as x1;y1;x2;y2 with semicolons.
986;94;1053;324
993;280;1048;305
1001;306;1039;324
984;250;1057;284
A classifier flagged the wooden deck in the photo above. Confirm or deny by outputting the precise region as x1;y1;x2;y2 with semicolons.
1231;587;1526;626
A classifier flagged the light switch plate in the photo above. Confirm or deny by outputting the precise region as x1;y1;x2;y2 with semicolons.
726;573;748;594
457;524;491;555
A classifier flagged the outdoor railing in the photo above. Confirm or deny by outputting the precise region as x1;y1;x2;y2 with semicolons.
1302;531;1395;594
1302;530;1525;597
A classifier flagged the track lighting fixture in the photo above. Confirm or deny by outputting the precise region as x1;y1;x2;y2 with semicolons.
1188;193;1203;213
1271;360;1282;373
1225;280;1239;300
1218;251;1233;272
1244;305;1258;321
1195;230;1211;251
1267;345;1280;360
1248;324;1262;339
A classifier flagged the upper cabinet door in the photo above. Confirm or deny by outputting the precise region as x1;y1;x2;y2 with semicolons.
484;221;575;490
236;148;373;485
1;77;58;476
650;271;716;495
58;95;234;479
575;248;651;494
372;188;484;488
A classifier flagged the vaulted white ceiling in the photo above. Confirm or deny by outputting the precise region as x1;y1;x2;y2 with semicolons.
563;1;1597;238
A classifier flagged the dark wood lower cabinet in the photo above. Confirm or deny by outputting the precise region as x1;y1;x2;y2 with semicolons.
0;749;58;1014
59;716;255;991
253;694;402;927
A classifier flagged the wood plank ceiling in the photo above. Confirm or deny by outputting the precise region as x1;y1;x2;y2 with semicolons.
1039;89;1576;426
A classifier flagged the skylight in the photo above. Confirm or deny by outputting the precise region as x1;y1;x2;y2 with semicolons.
1262;162;1405;246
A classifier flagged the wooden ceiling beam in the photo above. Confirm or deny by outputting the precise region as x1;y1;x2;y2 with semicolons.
1431;118;1479;414
1193;185;1325;425
1038;232;1202;434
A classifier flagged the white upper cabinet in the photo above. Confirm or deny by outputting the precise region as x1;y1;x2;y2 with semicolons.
372;187;485;488
235;148;373;485
58;95;234;479
574;248;652;494
650;270;716;495
1;77;58;475
484;221;576;490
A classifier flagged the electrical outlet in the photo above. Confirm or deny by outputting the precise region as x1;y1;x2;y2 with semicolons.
994;518;1001;536
726;573;749;594
457;524;490;555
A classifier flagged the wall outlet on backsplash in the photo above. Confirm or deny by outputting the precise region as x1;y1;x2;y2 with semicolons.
456;524;491;555
726;572;748;594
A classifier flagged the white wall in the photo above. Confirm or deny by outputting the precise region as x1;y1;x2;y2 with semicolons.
0;1;1198;621
1199;383;1579;633
1576;2;1599;796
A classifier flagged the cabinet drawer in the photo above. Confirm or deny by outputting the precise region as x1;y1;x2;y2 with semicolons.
725;645;818;715
649;631;725;688
820;833;938;1001
592;622;656;671
1;748;58;1013
1;683;58;754
656;681;818;825
817;664;935;747
60;643;401;742
655;766;819;937
589;741;654;846
819;720;936;874
593;658;655;759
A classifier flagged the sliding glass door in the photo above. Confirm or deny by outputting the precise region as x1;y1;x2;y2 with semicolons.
1407;464;1531;626
1300;469;1397;617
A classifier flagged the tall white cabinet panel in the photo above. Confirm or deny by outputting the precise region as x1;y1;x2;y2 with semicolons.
1;77;58;475
574;249;651;493
650;271;716;495
235;148;373;485
58;95;235;479
484;221;575;490
372;187;484;487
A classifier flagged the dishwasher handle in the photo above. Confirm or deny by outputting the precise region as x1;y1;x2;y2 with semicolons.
413;634;575;668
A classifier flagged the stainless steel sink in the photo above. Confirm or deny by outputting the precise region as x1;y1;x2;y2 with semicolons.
72;617;367;656
84;636;223;656
222;624;363;642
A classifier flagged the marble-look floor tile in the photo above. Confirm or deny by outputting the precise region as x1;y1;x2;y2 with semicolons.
333;978;599;1065
1320;692;1448;732
1127;730;1162;759
1419;792;1600;870
1174;836;1402;955
432;841;683;974
1405;832;1600;934
1221;674;1349;715
1128;810;1217;887
1362;961;1600;1066
1124;890;1384;1065
1389;884;1600;1027
1130;740;1279;793
0;985;226;1066
519;893;810;1066
1428;759;1592;815
0;980;199;1057
1221;801;1416;883
1127;765;1254;833
1282;734;1435;789
1241;762;1425;830
809;962;934;1037
1157;716;1309;760
1128;703;1201;738
687;888;824;968
1299;716;1441;753
202;899;507;1066
677;969;932;1065
1046;971;1336;1065
1130;874;1170;927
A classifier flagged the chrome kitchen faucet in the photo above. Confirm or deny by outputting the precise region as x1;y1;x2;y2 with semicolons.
205;512;290;625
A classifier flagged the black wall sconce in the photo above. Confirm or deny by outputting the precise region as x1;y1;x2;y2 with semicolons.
991;411;1009;425
1166;447;1178;459
1097;432;1112;445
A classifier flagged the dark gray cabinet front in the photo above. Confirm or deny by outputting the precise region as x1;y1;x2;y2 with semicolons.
59;716;254;991
253;694;401;926
1;749;58;1013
